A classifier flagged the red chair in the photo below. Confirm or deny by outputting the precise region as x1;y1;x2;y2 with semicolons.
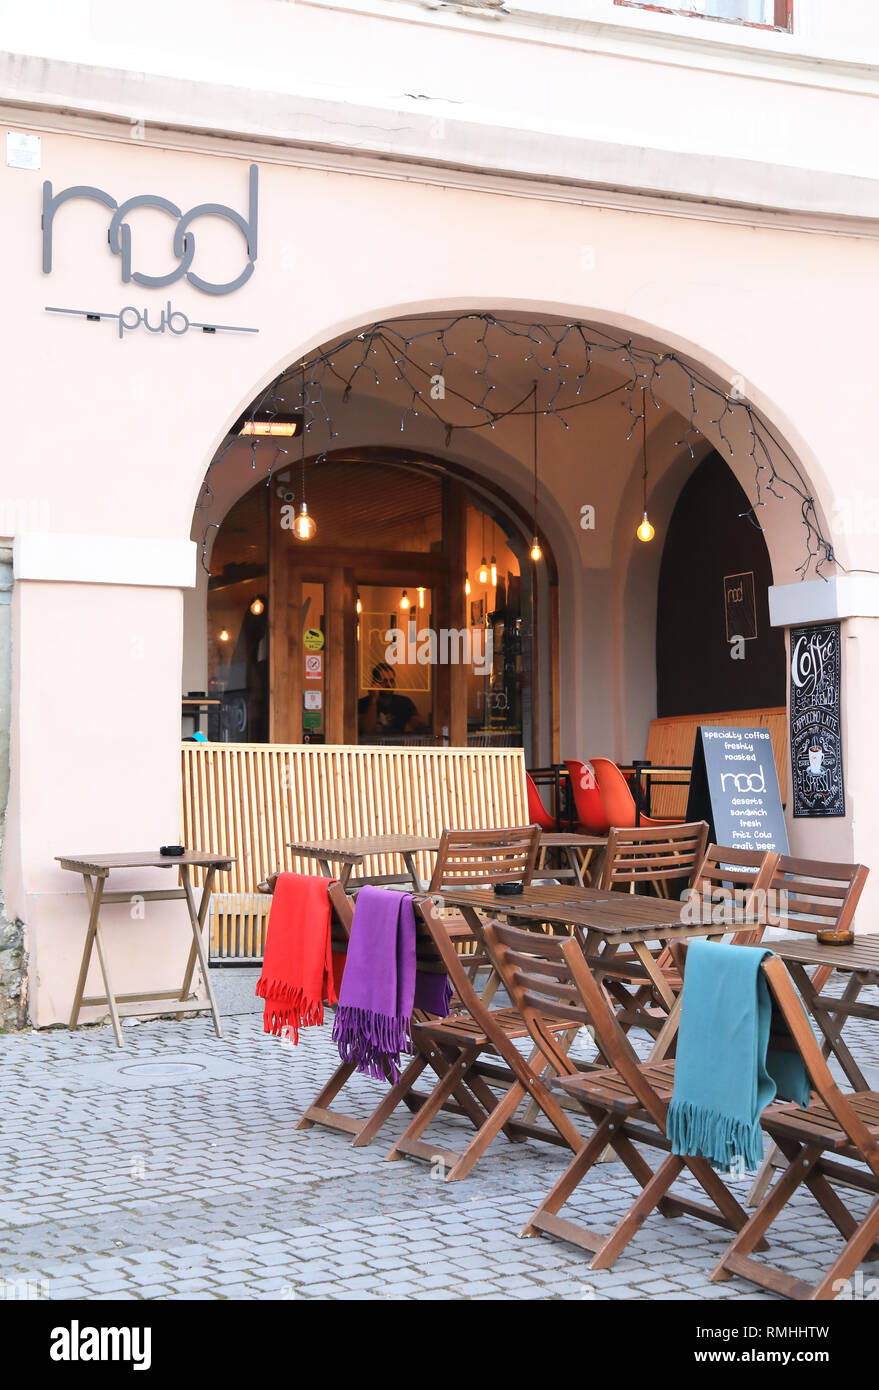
563;759;610;834
589;756;680;828
526;773;558;832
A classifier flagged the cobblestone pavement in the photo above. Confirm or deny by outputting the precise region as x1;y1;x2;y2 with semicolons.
3;981;879;1302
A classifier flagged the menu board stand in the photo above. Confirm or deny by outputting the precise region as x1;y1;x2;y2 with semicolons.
686;725;789;855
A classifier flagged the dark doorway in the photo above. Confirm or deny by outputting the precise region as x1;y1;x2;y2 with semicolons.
656;452;785;716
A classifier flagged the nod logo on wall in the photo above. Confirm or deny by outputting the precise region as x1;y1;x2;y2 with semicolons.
41;163;260;339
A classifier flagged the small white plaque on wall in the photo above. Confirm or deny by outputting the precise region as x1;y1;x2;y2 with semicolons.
6;132;41;171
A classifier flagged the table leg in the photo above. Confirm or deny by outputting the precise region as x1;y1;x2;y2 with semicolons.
564;846;585;888
180;865;223;1038
787;960;868;1092
402;851;426;893
70;873;124;1046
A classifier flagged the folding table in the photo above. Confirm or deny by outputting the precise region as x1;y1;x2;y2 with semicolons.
286;831;605;892
57;850;234;1047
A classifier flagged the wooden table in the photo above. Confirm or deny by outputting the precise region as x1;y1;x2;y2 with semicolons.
57;851;234;1047
770;934;879;1092
437;883;735;1059
286;831;606;892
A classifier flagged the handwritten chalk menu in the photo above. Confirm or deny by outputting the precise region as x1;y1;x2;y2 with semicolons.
686;726;789;854
790;621;845;818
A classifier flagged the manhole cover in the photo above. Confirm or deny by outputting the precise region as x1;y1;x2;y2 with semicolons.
118;1061;207;1079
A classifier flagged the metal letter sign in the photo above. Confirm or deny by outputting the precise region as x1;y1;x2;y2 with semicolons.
42;164;258;295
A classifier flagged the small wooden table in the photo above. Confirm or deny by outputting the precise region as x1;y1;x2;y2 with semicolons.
57;851;234;1047
438;883;735;1059
286;831;606;892
770;934;879;1092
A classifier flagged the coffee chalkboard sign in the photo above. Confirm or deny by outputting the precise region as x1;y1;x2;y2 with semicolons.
686;725;789;855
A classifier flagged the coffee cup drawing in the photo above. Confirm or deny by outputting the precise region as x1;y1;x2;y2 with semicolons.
808;744;824;775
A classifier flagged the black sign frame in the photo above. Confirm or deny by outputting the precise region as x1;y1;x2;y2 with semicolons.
790;621;845;818
686;724;789;855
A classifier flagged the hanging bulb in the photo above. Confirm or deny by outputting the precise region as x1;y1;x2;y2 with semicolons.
417;587;426;609
293;502;316;540
249;596;264;616
490;556;497;586
465;572;471;595
530;537;542;563
479;556;488;584
637;511;655;543
355;593;362;615
218;628;230;643
400;589;410;610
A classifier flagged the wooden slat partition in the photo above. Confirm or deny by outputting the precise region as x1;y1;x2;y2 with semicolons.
645;706;787;818
183;742;529;957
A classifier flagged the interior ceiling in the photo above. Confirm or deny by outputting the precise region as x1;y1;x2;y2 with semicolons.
279;458;442;544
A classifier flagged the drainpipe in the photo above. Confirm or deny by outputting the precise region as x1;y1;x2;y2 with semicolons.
0;548;22;1029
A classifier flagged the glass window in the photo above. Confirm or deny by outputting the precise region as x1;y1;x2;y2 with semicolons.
615;1;791;30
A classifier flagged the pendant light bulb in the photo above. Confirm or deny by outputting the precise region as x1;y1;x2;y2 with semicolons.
356;594;362;615
293;501;316;540
530;537;542;563
637;511;655;543
400;589;410;610
478;557;488;585
464;572;471;596
218;628;230;643
249;596;265;616
490;556;497;586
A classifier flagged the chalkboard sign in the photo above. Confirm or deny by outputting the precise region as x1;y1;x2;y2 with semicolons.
686;725;789;855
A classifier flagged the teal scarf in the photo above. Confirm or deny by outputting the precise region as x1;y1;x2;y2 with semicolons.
667;940;811;1172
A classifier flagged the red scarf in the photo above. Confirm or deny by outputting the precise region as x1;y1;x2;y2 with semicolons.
256;874;345;1040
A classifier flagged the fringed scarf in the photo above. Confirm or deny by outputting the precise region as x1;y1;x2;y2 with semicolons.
255;873;344;1041
667;940;810;1172
332;887;453;1083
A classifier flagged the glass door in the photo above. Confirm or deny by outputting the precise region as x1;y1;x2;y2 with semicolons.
356;583;435;743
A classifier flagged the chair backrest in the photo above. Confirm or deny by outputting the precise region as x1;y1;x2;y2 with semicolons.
428;825;541;891
687;845;780;945
597;821;709;893
768;855;869;937
526;773;557;832
761;955;879;1172
563;759;609;834
589;757;639;829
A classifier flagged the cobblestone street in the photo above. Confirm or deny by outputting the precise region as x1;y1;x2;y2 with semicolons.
3;979;879;1303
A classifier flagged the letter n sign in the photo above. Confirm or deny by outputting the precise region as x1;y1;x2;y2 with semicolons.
42;164;258;295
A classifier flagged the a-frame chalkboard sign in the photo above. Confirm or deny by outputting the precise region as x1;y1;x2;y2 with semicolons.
685;725;789;854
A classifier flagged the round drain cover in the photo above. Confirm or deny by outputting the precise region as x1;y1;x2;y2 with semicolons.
119;1061;206;1079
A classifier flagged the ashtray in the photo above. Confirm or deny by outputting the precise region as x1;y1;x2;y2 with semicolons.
817;930;854;945
159;845;185;857
494;881;524;896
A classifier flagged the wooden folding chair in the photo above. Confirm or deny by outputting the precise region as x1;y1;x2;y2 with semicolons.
483;918;759;1269
747;854;869;1205
713;953;879;1301
595;820;709;899
296;882;492;1147
429;824;542;996
385;895;584;1181
598;843;779;1041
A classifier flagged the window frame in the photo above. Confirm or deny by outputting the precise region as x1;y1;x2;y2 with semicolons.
613;1;793;33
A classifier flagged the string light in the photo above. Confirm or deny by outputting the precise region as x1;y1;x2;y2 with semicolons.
637;389;655;544
200;311;837;581
530;380;542;564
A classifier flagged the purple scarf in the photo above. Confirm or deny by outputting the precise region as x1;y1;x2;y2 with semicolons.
332;887;453;1082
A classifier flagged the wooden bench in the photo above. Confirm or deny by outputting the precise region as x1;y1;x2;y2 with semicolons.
644;706;787;818
181;742;529;961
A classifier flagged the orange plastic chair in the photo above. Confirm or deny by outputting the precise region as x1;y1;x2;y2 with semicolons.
589;756;679;828
563;759;610;834
526;773;558;832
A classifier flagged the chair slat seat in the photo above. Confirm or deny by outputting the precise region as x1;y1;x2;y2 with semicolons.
762;1092;879;1152
414;1005;578;1048
555;1060;677;1112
